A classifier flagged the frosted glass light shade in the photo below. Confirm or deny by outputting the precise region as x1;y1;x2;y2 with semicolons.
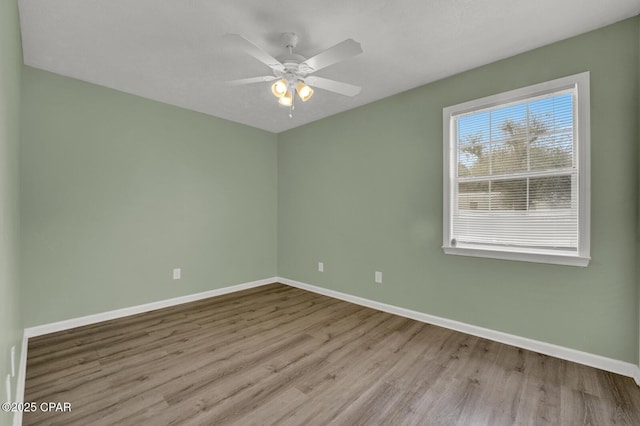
278;91;293;106
271;79;288;98
296;82;314;102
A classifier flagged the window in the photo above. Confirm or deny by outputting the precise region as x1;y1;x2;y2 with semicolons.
442;73;590;266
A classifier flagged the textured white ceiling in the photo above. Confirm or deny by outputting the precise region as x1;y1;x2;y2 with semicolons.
18;0;640;133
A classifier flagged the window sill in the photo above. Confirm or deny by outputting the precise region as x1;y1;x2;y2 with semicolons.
442;246;590;267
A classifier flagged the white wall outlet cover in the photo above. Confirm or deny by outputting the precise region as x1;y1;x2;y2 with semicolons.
318;262;324;272
375;271;383;283
173;268;181;280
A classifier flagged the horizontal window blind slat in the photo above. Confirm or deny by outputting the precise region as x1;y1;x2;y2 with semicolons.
457;168;576;182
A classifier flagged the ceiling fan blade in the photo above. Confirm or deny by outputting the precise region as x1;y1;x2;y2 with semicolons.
226;75;277;86
224;34;285;72
300;39;362;73
305;76;361;97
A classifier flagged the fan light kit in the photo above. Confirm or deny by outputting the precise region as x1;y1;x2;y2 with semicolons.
226;32;363;118
270;78;313;106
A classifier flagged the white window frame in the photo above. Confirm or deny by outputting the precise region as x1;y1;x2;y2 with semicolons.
442;72;590;267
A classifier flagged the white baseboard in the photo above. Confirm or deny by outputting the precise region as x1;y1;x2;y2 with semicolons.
12;334;28;426
24;277;276;338
278;276;640;382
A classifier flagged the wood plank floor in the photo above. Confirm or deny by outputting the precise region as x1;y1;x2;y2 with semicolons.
23;283;640;425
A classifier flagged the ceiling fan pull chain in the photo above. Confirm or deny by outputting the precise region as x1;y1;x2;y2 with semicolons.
289;90;295;118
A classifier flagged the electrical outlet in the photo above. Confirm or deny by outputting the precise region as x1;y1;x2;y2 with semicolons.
10;346;15;377
375;271;383;284
173;268;181;280
318;262;324;272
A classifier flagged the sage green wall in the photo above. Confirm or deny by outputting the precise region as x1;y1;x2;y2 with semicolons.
0;0;22;423
279;18;640;363
20;67;278;327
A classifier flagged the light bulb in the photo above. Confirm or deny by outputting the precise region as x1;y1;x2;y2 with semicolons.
296;82;314;102
278;91;293;106
271;79;288;98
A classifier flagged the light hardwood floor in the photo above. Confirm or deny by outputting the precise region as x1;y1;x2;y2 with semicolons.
23;283;640;425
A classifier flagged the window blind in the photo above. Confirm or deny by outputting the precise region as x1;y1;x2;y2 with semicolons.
452;90;578;251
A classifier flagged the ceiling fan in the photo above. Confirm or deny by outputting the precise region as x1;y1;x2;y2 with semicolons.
225;32;363;117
